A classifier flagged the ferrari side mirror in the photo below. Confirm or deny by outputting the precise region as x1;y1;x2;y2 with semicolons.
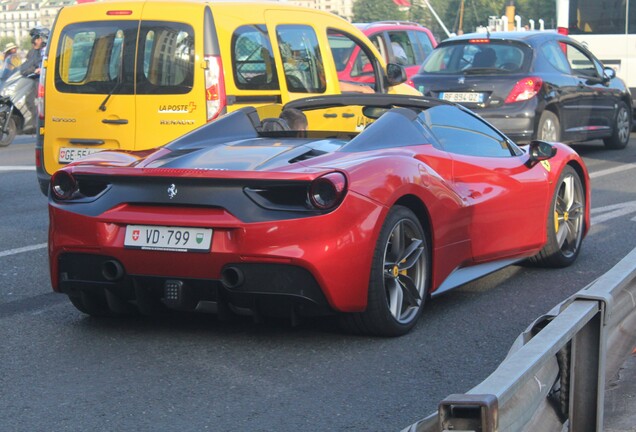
527;140;557;165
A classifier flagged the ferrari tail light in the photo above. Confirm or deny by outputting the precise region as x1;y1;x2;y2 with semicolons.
51;171;77;200
204;55;226;121
504;76;543;104
309;172;347;210
50;171;109;200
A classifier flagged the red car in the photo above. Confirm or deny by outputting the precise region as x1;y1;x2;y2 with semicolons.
48;95;590;336
334;21;436;87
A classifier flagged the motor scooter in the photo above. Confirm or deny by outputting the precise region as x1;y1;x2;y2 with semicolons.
0;70;38;147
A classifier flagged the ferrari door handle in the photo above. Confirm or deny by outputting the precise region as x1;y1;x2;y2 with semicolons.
342;113;355;118
323;113;337;118
102;119;129;125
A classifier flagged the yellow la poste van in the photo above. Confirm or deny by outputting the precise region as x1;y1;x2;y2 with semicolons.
35;0;420;194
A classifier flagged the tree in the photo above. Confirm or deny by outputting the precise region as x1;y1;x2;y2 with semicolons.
352;0;406;23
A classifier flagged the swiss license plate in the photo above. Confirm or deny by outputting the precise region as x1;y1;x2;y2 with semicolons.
58;147;103;164
439;92;484;103
124;225;213;252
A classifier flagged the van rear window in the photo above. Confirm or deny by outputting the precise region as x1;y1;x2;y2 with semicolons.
54;20;194;95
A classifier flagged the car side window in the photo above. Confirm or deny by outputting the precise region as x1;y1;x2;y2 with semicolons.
327;29;380;89
412;30;434;64
232;25;279;91
388;31;415;66
562;42;600;78
418;105;519;157
540;41;570;74
276;25;326;93
368;33;388;64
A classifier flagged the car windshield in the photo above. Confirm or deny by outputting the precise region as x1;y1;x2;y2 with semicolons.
419;41;530;74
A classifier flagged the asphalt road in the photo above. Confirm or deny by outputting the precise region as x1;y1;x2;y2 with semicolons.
1;135;635;431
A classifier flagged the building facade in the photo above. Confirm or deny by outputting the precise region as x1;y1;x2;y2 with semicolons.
0;0;355;48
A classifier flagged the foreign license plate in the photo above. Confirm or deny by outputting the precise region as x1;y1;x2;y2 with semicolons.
58;147;103;164
124;225;213;252
439;92;484;103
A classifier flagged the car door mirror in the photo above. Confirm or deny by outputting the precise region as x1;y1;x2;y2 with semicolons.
603;66;616;81
386;63;407;86
527;140;557;165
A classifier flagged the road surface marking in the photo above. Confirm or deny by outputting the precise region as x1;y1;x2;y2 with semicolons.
0;243;47;258
0;166;36;171
589;163;636;179
591;200;636;224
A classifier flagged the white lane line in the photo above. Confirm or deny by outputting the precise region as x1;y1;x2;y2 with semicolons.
0;243;47;258
589;163;636;179
0;160;633;259
0;166;36;171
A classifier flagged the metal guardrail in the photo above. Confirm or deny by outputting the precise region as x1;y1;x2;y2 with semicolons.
403;246;636;432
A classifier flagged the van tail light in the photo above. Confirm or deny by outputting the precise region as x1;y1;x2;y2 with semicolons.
37;56;46;120
35;148;42;168
557;26;568;35
204;55;226;121
504;77;543;104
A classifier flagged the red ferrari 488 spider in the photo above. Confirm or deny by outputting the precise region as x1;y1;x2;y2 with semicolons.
48;95;590;336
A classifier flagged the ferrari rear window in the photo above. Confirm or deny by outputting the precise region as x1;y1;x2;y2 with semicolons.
420;41;531;74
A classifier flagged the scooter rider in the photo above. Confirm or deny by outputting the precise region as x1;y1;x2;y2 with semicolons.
20;27;48;131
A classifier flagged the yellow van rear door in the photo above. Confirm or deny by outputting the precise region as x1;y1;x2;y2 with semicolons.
44;6;142;174
133;2;206;148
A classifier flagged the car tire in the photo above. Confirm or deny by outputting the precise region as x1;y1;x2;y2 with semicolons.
536;111;560;142
340;206;429;336
529;165;585;268
0;116;17;147
603;101;631;149
68;290;113;317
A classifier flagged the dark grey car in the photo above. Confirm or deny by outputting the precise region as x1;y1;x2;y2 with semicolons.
410;31;632;149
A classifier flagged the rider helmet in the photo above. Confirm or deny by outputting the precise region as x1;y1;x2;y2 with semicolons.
29;27;50;46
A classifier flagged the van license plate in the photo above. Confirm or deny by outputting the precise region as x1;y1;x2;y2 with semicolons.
59;147;103;164
439;92;484;103
124;225;213;252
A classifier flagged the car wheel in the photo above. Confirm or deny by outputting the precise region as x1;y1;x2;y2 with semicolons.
341;206;429;336
536;111;560;142
68;291;112;317
0;116;17;147
529;166;585;268
603;101;631;149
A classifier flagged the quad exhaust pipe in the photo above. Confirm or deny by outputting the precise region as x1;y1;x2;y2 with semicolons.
102;260;125;281
221;266;244;289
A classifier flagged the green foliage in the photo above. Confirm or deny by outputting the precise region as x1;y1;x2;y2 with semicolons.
0;37;18;54
352;0;556;40
352;0;406;23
